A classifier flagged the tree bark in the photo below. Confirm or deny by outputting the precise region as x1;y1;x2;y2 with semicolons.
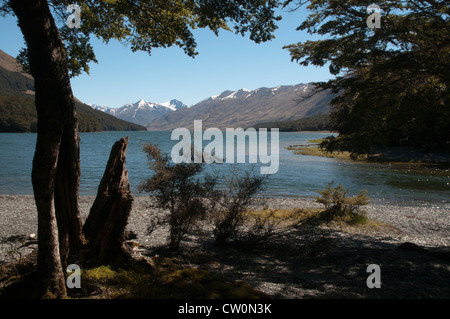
83;137;134;263
54;117;85;270
11;0;134;298
10;0;83;297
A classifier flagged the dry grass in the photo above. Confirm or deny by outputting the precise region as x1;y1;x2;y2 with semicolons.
246;206;383;230
286;139;368;161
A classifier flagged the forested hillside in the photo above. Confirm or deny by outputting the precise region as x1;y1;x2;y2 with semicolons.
253;114;331;132
0;65;146;132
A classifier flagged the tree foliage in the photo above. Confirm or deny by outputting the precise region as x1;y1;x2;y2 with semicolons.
284;0;450;155
3;0;281;77
254;113;331;131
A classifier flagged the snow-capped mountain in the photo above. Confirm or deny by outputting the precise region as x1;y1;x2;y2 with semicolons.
206;84;314;102
88;99;189;126
88;83;332;130
88;104;114;114
146;83;332;130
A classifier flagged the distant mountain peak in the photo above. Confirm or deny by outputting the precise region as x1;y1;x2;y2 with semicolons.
161;99;189;111
87;83;329;130
206;84;315;103
136;99;148;107
88;98;189;126
146;83;334;131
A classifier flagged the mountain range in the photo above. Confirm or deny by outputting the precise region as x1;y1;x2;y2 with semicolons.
1;48;334;133
147;83;333;130
89;83;334;130
89;99;189;126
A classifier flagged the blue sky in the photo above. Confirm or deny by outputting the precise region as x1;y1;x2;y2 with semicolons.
0;6;332;108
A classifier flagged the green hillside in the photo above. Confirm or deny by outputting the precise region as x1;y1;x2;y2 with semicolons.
0;66;146;132
253;114;332;132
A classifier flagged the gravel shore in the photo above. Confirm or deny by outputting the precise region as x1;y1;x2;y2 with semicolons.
1;194;449;298
1;194;448;252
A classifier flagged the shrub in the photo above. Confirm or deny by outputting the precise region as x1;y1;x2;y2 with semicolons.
315;182;370;225
140;144;285;249
0;235;31;274
139;143;216;250
210;169;268;246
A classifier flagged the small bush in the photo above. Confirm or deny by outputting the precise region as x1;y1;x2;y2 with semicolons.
139;143;217;250
242;208;304;244
0;235;31;274
315;182;370;225
140;144;294;249
210;169;268;246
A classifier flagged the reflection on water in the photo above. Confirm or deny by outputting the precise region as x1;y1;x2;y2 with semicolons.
385;165;449;192
0;131;448;205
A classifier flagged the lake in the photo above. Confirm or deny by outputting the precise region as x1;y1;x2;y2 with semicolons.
0;131;449;205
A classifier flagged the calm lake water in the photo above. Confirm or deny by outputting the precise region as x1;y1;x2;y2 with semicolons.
0;131;449;205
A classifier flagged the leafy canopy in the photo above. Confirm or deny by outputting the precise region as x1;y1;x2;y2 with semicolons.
2;0;282;77
284;0;450;154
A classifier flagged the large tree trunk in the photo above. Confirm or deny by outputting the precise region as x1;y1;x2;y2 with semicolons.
11;0;135;298
10;0;83;297
83;137;134;263
54;117;85;270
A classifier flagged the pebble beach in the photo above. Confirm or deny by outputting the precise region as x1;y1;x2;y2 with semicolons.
1;194;449;298
1;194;449;261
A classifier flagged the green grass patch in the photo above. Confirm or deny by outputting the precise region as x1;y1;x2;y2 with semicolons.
0;251;267;299
308;138;325;144
68;257;267;299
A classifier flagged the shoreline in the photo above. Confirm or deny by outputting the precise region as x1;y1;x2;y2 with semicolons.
1;194;449;250
3;191;448;206
287;142;450;166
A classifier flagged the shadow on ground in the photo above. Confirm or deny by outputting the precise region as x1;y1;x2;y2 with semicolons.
146;226;450;299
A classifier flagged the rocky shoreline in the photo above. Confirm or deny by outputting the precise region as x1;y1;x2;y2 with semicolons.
1;194;449;298
1;194;448;250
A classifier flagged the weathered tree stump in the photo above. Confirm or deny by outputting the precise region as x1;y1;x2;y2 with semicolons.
83;137;134;263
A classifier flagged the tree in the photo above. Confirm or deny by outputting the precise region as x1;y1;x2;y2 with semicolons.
284;0;449;156
1;0;282;297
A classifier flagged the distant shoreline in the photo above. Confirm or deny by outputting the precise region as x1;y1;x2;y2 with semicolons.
288;130;333;133
287;139;450;165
